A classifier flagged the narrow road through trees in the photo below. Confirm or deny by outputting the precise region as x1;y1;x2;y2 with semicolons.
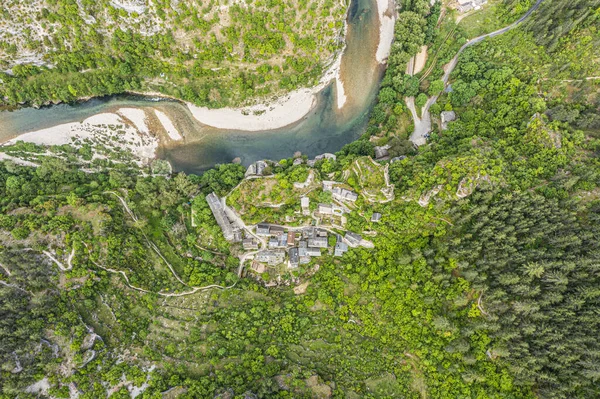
407;0;545;145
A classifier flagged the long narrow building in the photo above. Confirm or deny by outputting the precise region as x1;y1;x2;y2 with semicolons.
206;192;235;241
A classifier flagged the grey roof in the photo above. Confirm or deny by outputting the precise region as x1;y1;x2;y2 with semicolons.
441;111;456;122
308;237;328;248
256;250;285;264
298;246;308;257
243;239;259;249
278;235;288;247
371;213;382;222
206;192;234;241
270;225;285;234
306;247;322;257
334;241;348;257
343;190;359;201
289;247;299;265
332;188;358;202
345;231;362;245
374;145;390;160
318;203;333;214
267;235;287;248
256;223;271;235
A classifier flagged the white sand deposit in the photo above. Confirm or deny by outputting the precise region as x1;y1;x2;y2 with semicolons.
0;152;39;167
187;88;317;132
118;108;149;133
2;113;158;163
154;110;183;141
332;22;349;110
413;45;428;74
376;0;396;64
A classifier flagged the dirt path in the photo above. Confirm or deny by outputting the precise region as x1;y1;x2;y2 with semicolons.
542;76;600;83
43;250;72;271
412;45;428;75
105;191;189;287
419;27;456;83
0;262;11;276
0;280;33;295
90;256;236;297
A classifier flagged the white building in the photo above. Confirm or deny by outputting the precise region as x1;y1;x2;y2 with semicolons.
301;196;310;215
457;0;487;13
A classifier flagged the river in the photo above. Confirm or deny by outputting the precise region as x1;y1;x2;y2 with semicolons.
0;0;386;175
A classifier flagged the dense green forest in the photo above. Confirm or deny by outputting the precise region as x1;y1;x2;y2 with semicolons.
0;0;345;107
2;0;600;397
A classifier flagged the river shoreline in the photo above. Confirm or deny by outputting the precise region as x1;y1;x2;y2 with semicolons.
1;0;395;135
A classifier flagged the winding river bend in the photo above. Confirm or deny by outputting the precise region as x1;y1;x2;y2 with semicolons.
0;0;386;174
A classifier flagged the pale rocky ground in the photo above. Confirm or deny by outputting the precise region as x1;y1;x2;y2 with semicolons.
1;109;170;166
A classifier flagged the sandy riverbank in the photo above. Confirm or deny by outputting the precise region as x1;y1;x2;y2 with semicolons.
154;109;183;141
376;0;396;64
2;112;158;163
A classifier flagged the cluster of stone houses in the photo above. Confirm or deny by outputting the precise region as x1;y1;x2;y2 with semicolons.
245;153;338;177
249;224;365;272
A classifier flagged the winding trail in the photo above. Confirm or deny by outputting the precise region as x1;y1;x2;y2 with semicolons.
88;250;236;297
43;250;72;271
101;192;237;296
0;280;33;295
408;0;545;145
0;262;11;276
105;191;189;287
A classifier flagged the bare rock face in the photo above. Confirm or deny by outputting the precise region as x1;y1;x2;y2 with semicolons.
418;185;443;207
109;0;147;13
456;174;491;199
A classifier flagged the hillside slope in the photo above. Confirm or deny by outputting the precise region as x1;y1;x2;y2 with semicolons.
0;0;346;107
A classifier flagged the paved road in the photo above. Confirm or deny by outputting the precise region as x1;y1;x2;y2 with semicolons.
441;0;545;86
408;0;545;145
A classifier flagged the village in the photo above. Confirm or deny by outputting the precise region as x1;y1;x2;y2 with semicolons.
204;153;387;279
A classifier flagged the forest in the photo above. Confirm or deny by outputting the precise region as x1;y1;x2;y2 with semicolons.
1;0;600;398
